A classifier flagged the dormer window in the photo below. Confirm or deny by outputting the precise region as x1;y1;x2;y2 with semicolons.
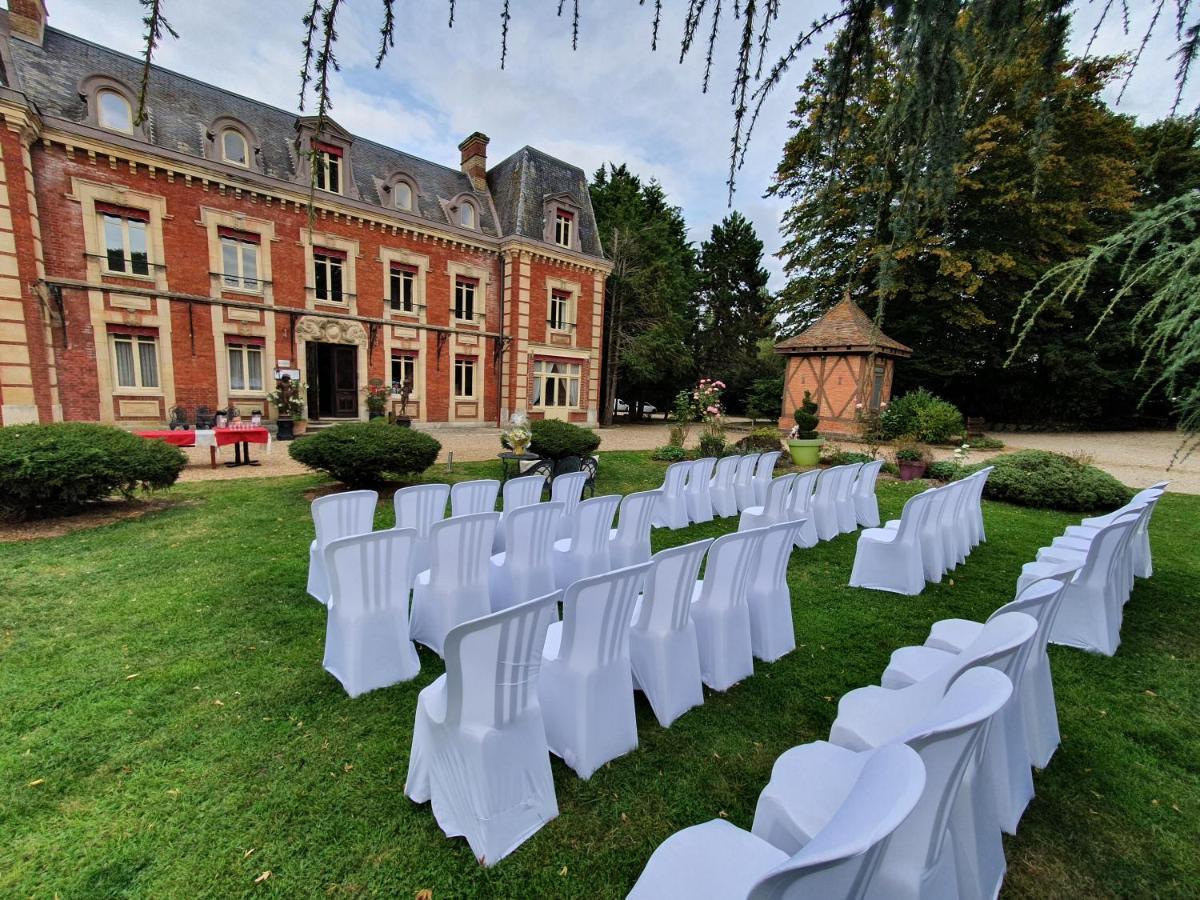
554;209;574;248
395;181;413;211
221;129;249;167
459;202;476;229
97;89;133;134
313;142;343;194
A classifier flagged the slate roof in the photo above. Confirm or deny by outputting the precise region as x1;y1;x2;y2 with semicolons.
775;296;911;356
4;25;603;257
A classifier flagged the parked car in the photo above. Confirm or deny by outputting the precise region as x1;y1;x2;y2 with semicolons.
614;399;657;415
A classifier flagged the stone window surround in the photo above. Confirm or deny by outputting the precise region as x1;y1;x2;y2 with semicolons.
545;275;580;342
447;260;489;327
294;122;359;200
107;329;161;395
381;172;419;211
205;116;262;172
70;177;169;292
389;348;422;401
453;353;480;400
217;324;275;406
543;194;583;252
445;193;481;231
78;74;148;140
300;229;360;316
199;206;276;305
378;246;429;324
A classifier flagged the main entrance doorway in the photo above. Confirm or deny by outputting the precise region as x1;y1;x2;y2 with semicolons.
306;341;358;420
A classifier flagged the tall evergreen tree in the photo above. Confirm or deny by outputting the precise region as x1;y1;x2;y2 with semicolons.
693;212;776;412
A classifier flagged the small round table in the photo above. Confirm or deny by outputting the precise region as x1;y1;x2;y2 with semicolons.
497;451;541;483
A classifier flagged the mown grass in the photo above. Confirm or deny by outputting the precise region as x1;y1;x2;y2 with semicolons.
1;451;1197;898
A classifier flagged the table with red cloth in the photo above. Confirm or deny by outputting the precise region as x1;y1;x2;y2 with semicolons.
136;427;271;468
134;430;196;448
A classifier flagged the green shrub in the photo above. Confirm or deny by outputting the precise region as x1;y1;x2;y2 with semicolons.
880;388;935;438
745;376;784;422
925;460;963;481
966;435;1005;450
651;444;688;462
289;421;440;487
916;398;965;443
792;391;819;439
827;450;875;465
734;427;783;453
972;450;1132;512
698;433;726;457
525;418;601;460
0;422;185;519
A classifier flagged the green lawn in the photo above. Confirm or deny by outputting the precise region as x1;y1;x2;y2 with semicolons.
2;452;1197;898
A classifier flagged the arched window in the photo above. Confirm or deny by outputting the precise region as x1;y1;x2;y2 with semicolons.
221;129;249;167
394;180;413;211
459;202;476;229
97;89;133;133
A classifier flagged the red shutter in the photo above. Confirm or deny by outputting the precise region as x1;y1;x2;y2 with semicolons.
95;202;150;222
314;246;347;260
313;140;344;157
107;323;158;337
455;276;479;287
217;226;261;243
224;335;266;346
390;262;418;275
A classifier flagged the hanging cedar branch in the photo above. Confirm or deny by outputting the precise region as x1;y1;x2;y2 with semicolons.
133;0;177;127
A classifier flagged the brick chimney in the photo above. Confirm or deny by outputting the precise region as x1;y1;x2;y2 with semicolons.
458;132;490;192
8;0;48;46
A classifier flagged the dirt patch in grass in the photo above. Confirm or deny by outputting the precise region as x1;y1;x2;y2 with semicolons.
0;498;185;542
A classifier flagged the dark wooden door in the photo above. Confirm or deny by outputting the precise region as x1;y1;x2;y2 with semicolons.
305;342;320;420
306;342;358;419
332;345;357;416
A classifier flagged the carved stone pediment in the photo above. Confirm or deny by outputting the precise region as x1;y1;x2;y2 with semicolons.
295;315;367;346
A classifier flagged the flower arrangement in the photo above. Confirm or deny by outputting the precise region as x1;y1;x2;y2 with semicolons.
364;378;390;415
502;411;533;455
694;377;726;454
267;377;305;418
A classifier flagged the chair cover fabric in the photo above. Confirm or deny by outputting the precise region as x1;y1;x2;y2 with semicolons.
307;489;378;605
709;455;741;518
685;456;717;524
849;490;934;595
323;529;421;697
751;451;782;506
553;494;621;590
734;453;762;512
690;528;765;691
652;461;693;530
405;592;561;866
628;744;925;900
450;479;500;517
629;539;711;727
738;473;797;531
608;489;662;570
745;520;804;662
550;471;590;539
811;464;856;541
409;512;500;657
540;564;652;778
393;483;449;576
785;468;821;549
493;473;546;553
489;502;564;622
853;459;885;527
834;462;864;534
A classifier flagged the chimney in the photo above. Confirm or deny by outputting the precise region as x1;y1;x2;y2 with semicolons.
8;0;48;46
458;132;490;192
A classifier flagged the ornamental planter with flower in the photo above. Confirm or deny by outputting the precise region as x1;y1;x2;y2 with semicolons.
364;379;389;420
787;391;823;466
894;442;930;481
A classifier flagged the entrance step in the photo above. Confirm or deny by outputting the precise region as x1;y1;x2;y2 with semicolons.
304;417;359;433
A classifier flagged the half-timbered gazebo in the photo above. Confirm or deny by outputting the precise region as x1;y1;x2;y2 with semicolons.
775;297;912;435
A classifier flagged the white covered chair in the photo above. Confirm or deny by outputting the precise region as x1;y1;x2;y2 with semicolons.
966;466;994;548
323;529;421;697
392;483;448;576
709;455;740;518
608;489;662;570
629;539;711;728
882;482;949;582
753;667;1013;900
489;502;564;619
450;478;499;517
690;528;765;691
539;563;652;779
684;456;717;524
409;512;500;657
810;464;853;541
493;473;546;554
738;473;796;531
784;468;820;549
883;575;1072;770
307;489;378;605
734;452;762;512
751;450;782;506
652;460;692;530
405;591;561;866
1066;486;1165;579
550;470;589;539
627;743;925;900
835;461;863;534
848;489;934;595
553;494;621;590
852;459;885;527
744;520;804;663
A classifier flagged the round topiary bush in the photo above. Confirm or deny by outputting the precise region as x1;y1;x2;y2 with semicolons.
0;422;186;520
916;398;965;443
734;428;784;453
289;421;440;487
972;450;1132;512
523;418;601;460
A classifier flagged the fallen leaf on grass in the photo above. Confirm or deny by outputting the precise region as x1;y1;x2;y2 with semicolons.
559;866;568;876
28;778;44;787
416;891;434;900
244;848;255;859
1143;689;1157;697
125;673;140;680
254;871;271;884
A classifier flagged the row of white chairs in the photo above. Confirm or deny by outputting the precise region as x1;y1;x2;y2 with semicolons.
849;466;994;595
1022;483;1167;656
653;451;783;528
739;460;885;546
404;516;809;864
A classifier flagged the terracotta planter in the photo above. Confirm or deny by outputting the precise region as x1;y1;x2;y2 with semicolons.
293;420;308;436
898;459;927;481
787;438;823;467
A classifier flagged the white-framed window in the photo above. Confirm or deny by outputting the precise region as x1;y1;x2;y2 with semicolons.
454;277;477;322
391;353;417;394
97;89;133;133
454;357;477;399
389;264;417;313
394;181;413;211
554;209;574;248
532;359;581;409
221;129;249;167
99;205;151;276
313;249;345;303
549;290;573;330
227;341;264;392
219;230;261;292
110;332;159;389
459;202;476;229
314;144;342;194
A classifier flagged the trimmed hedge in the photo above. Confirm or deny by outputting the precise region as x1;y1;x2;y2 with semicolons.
0;422;186;519
521;418;601;460
734;428;784;453
966;450;1132;512
289;421;440;487
881;388;964;442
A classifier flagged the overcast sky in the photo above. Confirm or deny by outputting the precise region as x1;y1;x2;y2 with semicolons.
28;1;1199;290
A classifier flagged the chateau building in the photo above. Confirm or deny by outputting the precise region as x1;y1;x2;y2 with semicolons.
0;1;611;428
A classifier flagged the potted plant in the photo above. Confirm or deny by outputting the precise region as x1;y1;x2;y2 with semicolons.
894;437;930;481
364;379;389;420
293;416;308;436
787;391;823;466
501;412;533;456
268;375;305;440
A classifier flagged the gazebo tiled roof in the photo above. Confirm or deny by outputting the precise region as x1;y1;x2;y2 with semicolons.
775;296;911;357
